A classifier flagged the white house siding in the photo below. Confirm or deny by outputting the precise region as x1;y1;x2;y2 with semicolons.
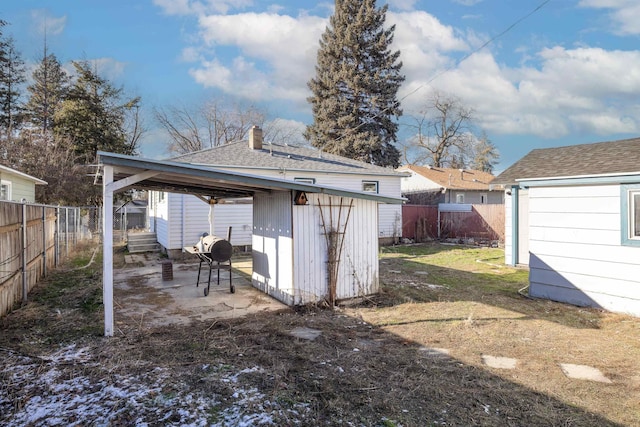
216;167;401;239
527;184;640;316
400;171;440;192
291;195;379;305
251;191;294;305
252;191;380;306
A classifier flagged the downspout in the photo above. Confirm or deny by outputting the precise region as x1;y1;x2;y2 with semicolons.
510;185;519;266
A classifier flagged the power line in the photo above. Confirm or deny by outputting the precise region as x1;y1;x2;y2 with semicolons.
329;0;551;143
400;0;551;103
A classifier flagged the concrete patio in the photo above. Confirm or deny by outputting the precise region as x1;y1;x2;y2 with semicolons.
113;252;288;329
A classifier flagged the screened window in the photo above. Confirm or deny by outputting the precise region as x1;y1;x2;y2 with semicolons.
362;181;378;193
631;191;640;239
621;185;640;246
0;180;11;201
456;193;465;204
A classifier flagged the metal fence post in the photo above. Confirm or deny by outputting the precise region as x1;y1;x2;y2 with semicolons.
22;202;27;304
65;207;69;258
42;206;47;277
55;206;60;266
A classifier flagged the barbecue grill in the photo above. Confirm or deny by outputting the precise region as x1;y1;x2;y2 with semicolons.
184;228;234;296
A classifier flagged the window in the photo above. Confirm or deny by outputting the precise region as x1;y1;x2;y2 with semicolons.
362;181;378;193
480;193;488;204
456;193;465;204
294;177;315;184
0;180;11;201
158;191;166;202
621;184;640;246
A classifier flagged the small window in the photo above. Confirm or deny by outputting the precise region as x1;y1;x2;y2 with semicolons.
480;193;487;204
362;181;378;193
0;180;11;201
158;191;166;202
621;185;640;246
294;178;315;184
456;193;465;204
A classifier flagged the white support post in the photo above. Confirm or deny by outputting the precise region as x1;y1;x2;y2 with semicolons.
103;165;115;336
208;200;215;236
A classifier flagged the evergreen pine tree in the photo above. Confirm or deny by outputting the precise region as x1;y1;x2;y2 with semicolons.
0;22;26;136
305;0;404;168
54;60;138;164
25;50;69;134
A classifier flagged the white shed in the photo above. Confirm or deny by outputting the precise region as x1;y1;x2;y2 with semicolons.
98;151;403;336
492;138;640;317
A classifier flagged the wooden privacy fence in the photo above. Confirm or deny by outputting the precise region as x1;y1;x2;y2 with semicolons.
403;204;505;243
0;201;97;317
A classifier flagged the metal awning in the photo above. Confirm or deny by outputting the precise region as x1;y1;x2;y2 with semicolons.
98;151;404;336
97;151;405;204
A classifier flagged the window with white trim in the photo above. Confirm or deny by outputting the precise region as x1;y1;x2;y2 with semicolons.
362;181;378;193
294;177;315;184
456;193;465;204
480;193;487;204
622;184;640;246
0;180;11;201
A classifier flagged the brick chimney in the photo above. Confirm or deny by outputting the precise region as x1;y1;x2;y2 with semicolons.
249;125;263;150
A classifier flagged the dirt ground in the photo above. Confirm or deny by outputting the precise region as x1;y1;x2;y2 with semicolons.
1;243;639;426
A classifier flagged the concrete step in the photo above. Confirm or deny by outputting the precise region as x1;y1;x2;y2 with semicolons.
127;232;159;253
127;242;161;253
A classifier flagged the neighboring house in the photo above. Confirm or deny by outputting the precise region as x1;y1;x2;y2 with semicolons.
397;164;502;205
149;126;407;255
492;137;640;317
0;164;47;203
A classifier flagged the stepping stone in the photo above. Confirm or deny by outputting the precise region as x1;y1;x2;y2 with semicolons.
482;355;517;369
415;271;429;275
418;347;450;357
290;327;322;341
559;363;612;383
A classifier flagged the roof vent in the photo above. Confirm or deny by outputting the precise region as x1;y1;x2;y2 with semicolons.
249;126;263;150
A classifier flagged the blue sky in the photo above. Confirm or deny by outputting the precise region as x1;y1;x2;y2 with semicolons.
3;0;640;172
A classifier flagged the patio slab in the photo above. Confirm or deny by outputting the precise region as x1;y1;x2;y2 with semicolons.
113;254;288;328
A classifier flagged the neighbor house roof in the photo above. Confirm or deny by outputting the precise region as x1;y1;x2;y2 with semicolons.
492;137;640;186
0;164;47;185
398;164;496;191
170;141;406;177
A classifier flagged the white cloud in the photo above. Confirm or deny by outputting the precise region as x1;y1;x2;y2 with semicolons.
190;12;326;102
452;0;484;6
153;0;254;16
162;3;640;141
30;10;66;36
579;0;640;35
387;0;419;11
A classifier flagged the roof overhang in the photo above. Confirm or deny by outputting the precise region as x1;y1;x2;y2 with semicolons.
97;151;405;204
517;171;640;188
0;164;47;185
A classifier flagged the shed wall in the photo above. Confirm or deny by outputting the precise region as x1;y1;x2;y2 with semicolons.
251;191;380;306
528;184;640;316
0;172;36;202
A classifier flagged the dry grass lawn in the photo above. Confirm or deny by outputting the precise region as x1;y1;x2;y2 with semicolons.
1;242;638;426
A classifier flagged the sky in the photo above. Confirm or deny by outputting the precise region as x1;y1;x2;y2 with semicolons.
3;0;640;172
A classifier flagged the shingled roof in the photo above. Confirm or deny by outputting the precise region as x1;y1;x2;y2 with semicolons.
492;137;640;186
398;164;496;191
170;141;405;176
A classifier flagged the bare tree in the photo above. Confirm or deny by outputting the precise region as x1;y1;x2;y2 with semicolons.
155;100;268;154
402;91;478;168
